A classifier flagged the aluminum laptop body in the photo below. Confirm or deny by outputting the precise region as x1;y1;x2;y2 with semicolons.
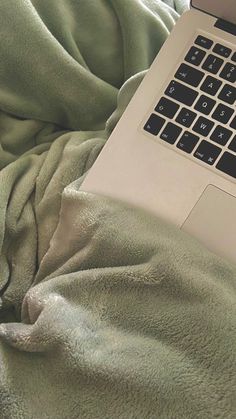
81;0;236;264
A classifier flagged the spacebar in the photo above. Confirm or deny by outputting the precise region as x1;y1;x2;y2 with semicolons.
216;152;236;179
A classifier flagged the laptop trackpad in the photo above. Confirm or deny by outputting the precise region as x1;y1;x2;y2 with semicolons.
182;185;236;264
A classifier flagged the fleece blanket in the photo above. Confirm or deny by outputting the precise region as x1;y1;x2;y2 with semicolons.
0;1;235;418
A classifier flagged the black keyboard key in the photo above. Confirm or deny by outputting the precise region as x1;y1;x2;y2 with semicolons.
144;114;165;136
230;116;236;130
165;80;198;107
232;52;236;62
193;116;214;136
160;122;182;144
202;54;224;74
194;95;216;115
228;135;236;152
210;125;233;146
155;97;180;119
175;108;197;128
177;131;199;153
175;63;204;87
200;76;222;96
218;84;236;105
213;43;232;58
194;140;221;165
212;103;234;124
195;35;213;50
185;46;206;66
219;63;236;83
216;152;236;178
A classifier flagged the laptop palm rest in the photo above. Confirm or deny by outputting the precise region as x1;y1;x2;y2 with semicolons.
182;185;236;264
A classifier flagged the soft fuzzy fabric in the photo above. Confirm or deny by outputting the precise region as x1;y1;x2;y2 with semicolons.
1;1;236;418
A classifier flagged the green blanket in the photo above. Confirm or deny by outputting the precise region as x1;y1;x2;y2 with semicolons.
0;1;236;418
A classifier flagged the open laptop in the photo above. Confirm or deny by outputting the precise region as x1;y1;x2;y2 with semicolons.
80;0;236;264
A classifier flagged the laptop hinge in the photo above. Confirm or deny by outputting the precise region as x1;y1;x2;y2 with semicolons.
214;19;236;36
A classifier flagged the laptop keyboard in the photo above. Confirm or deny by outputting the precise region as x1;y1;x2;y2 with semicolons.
143;34;236;180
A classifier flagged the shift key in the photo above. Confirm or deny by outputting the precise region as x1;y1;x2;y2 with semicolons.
165;80;198;106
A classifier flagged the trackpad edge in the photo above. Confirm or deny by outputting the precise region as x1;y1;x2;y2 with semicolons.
182;185;236;264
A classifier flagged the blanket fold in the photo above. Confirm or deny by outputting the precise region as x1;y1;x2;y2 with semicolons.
1;191;236;418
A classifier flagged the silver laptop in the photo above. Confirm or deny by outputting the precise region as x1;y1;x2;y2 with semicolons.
81;0;236;264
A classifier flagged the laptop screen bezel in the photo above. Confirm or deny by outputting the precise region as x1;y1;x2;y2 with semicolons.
191;0;236;26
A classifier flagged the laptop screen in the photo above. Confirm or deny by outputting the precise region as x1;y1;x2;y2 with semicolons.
191;0;236;25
